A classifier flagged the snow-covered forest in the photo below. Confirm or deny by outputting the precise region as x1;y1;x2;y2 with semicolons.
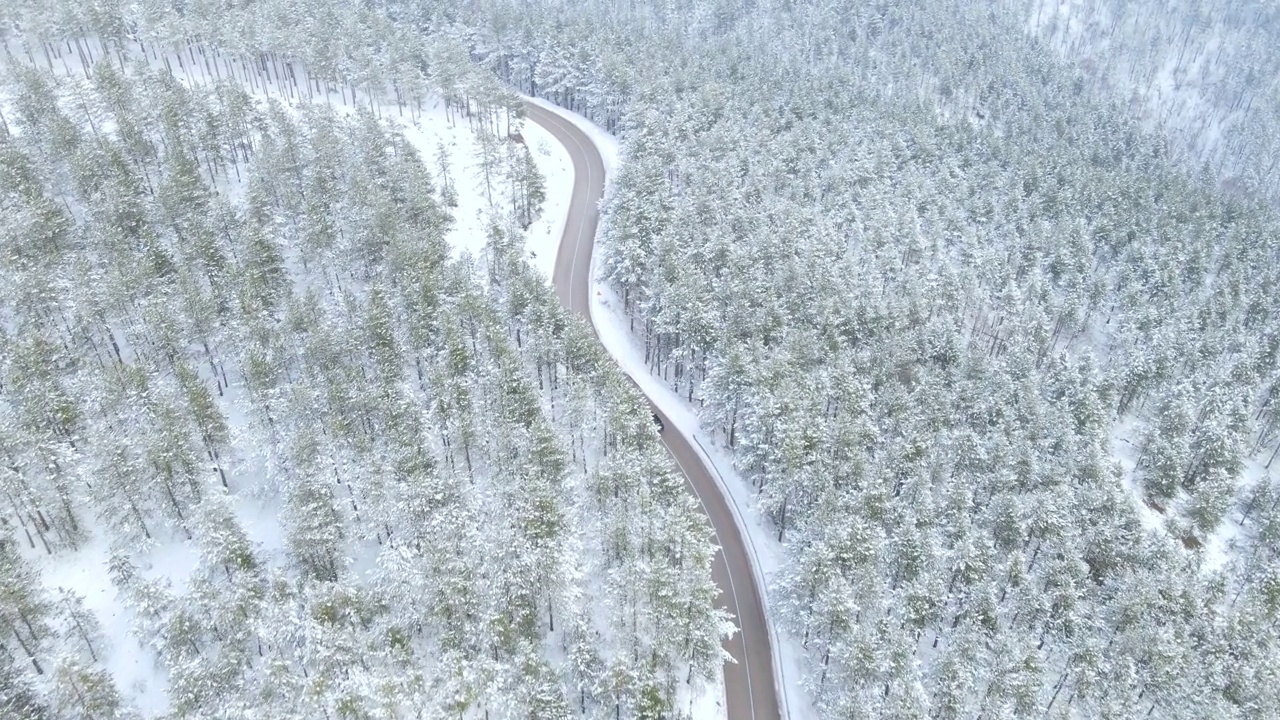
4;0;1280;718
1021;0;1280;206
0;2;728;718
425;0;1279;717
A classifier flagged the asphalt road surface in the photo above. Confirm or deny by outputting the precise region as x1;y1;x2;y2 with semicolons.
524;101;783;720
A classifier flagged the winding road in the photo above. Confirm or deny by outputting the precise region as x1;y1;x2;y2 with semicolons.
524;101;783;720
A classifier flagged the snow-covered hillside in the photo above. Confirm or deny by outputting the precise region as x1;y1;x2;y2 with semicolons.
0;18;725;719
1020;0;1280;205
450;0;1280;717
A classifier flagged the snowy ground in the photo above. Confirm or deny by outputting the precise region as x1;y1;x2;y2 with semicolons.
391;111;490;260
37;533;191;714
1111;413;1268;574
401;100;571;272
529;99;796;720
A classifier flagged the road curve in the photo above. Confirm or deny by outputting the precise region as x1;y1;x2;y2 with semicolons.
523;101;783;720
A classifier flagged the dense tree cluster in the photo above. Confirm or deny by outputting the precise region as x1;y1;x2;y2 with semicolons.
0;6;726;718
1015;0;1280;207
416;0;1280;716
4;0;1278;717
